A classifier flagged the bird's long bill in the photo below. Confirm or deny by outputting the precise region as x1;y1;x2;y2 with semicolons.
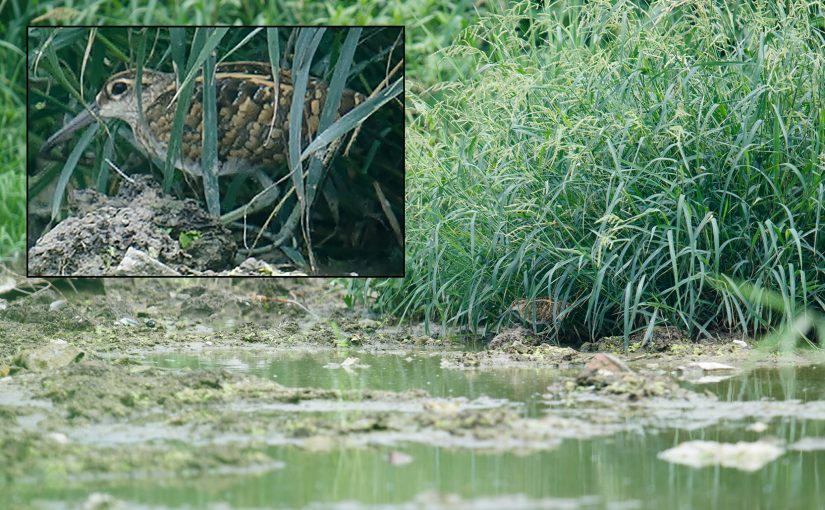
39;104;100;154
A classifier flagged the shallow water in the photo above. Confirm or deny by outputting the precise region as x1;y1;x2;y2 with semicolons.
5;349;825;509
144;350;563;417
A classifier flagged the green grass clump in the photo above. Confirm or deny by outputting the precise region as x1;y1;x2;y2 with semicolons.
0;1;25;261
369;0;825;343
0;109;25;260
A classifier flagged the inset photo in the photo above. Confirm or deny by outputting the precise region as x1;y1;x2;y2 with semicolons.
27;26;404;277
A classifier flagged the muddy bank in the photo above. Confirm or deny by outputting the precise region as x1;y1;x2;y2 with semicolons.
28;177;237;276
1;274;824;493
28;175;403;277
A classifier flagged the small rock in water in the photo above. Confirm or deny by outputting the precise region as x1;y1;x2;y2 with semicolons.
323;357;369;371
658;440;784;472
789;437;825;451
684;361;736;372
49;299;67;311
46;432;71;445
82;492;123;510
582;353;633;376
677;361;738;384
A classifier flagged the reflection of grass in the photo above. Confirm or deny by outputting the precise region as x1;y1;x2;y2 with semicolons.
365;0;825;345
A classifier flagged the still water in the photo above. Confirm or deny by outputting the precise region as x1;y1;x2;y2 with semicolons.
6;350;825;509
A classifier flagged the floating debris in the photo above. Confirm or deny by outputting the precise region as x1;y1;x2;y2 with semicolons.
789;437;825;452
658;440;784;471
678;361;738;384
747;422;769;433
323;356;370;371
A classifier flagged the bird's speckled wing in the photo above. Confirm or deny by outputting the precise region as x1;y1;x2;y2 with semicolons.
144;62;365;175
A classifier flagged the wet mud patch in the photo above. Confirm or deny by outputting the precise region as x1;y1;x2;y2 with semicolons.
443;342;581;369
28;176;236;276
2;275;825;509
581;326;755;360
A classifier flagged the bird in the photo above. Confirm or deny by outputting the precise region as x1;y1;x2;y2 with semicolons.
40;61;366;178
509;297;571;327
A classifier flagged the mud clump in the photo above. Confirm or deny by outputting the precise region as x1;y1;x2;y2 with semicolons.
178;285;244;320
0;428;282;483
12;341;85;373
487;327;540;350
0;289;94;334
28;176;236;276
445;343;580;369
583;326;691;354
546;353;689;401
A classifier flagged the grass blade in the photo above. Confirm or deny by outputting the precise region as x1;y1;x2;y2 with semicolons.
51;123;98;220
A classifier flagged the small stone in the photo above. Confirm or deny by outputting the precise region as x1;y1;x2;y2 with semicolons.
584;353;633;374
114;247;181;276
13;341;85;372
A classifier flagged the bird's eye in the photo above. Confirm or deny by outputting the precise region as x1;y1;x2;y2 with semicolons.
111;81;129;96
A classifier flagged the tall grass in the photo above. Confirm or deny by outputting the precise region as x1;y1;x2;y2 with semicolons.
0;0;26;261
368;0;825;343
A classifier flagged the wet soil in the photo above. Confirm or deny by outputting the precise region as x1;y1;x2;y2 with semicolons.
1;274;824;508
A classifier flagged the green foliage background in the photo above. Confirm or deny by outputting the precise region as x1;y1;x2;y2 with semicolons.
3;0;823;346
368;0;825;344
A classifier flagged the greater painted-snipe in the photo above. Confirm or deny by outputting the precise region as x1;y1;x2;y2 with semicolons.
40;61;366;178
